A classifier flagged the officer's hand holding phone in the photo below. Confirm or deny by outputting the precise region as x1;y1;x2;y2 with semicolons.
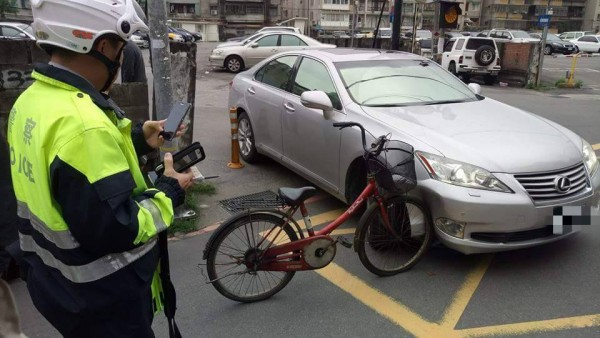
162;153;195;190
142;120;186;149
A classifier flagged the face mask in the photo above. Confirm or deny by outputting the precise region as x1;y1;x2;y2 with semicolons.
88;44;125;92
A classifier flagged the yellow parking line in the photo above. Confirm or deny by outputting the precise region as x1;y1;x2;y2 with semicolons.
316;263;457;337
296;209;346;229
593;143;600;151
457;313;600;337
440;254;495;328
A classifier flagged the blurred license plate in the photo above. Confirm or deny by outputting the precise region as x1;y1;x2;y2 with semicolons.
552;206;592;235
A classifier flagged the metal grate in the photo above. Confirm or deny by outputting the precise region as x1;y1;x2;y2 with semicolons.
219;190;284;214
514;162;590;205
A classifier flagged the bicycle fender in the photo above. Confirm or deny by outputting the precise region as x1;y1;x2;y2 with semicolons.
202;209;304;260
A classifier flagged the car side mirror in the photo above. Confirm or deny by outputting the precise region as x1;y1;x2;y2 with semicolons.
250;42;259;48
300;91;334;119
468;83;482;95
18;33;27;38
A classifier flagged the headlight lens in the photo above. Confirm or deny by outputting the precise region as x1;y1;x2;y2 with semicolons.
582;139;598;176
212;49;224;55
416;151;512;193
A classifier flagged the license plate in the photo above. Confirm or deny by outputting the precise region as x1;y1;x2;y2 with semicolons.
552;206;593;234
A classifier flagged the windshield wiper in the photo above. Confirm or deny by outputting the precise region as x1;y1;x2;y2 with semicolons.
422;99;470;105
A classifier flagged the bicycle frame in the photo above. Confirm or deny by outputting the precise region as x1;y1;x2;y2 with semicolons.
256;175;393;272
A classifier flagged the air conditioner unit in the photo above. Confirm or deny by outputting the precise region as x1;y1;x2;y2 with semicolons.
211;9;218;15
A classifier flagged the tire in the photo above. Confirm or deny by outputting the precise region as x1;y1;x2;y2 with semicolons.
461;74;471;83
225;55;244;73
448;62;457;76
474;45;495;66
238;112;260;163
356;196;432;276
206;214;299;302
544;45;552;55
483;75;497;86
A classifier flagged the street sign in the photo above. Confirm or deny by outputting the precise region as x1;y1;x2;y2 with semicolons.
538;15;551;27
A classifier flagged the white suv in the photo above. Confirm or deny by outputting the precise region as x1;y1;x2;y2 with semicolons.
441;37;501;85
487;29;539;43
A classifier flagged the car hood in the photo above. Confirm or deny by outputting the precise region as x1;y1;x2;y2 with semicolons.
216;41;245;48
360;98;583;173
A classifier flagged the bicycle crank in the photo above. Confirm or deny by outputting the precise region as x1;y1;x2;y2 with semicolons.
303;238;336;269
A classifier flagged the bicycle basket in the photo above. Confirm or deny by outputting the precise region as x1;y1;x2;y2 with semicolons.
367;140;417;193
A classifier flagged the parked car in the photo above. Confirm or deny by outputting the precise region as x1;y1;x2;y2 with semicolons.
333;30;351;38
169;26;194;42
569;35;600;53
257;26;302;35
209;32;336;72
558;31;595;41
0;22;35;40
374;27;392;38
476;30;490;37
190;31;203;42
487;29;539;43
219;33;266;48
418;39;433;59
441;37;501;85
129;31;149;48
529;33;577;55
228;48;600;255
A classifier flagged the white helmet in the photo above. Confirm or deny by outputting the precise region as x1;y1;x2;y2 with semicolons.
31;0;148;54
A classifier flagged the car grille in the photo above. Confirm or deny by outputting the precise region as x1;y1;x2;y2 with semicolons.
513;163;590;205
471;226;553;243
564;44;574;48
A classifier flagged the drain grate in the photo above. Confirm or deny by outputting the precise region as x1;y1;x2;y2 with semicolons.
219;190;284;214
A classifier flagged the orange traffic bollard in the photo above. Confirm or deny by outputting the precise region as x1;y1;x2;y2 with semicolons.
227;107;244;169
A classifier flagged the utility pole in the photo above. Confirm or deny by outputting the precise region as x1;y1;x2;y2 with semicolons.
351;1;358;47
535;1;552;86
391;0;403;50
148;0;175;152
411;2;419;53
373;0;386;48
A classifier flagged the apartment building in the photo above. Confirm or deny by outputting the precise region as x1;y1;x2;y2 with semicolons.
167;0;221;41
480;0;586;32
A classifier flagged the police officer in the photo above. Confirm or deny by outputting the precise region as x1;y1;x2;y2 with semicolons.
7;0;194;337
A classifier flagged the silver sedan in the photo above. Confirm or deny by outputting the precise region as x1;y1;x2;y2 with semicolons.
209;32;335;73
228;49;600;255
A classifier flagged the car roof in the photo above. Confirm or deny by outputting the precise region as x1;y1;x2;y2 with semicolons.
284;48;425;63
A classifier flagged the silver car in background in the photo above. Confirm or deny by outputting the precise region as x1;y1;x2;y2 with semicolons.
209;32;336;73
228;49;600;255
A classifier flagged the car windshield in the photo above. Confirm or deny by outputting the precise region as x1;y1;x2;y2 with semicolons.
546;34;562;41
242;33;265;45
336;59;479;107
511;31;531;38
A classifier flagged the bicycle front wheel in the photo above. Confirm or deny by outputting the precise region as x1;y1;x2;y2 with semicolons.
206;213;299;302
356;196;432;276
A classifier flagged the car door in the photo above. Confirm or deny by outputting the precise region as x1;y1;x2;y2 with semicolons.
441;39;456;69
244;55;298;159
281;57;344;191
279;34;308;53
576;36;597;52
244;34;280;67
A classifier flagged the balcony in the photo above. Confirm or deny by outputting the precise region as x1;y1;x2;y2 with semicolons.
323;4;350;11
508;13;523;19
510;0;525;4
494;12;508;18
320;20;350;28
225;14;265;22
493;0;509;4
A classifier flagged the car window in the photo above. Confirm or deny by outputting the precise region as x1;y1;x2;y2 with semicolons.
256;35;279;47
254;55;297;91
292;57;342;110
466;38;495;50
2;26;23;38
489;31;497;38
579;36;595;42
444;40;455;52
281;35;307;46
575;33;583;38
501;32;511;39
454;39;465;50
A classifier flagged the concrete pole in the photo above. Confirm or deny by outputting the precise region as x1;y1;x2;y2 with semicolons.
148;0;175;154
536;1;552;87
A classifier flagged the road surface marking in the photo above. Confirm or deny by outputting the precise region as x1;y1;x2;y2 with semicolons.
440;254;495;328
296;208;346;229
316;263;456;337
457;313;600;337
592;143;600;151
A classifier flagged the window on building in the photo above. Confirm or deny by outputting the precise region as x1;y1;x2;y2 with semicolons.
324;0;350;4
210;5;218;15
226;4;245;15
247;4;263;14
169;3;195;14
270;6;278;17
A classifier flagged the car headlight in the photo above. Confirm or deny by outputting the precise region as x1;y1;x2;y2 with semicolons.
582;139;598;176
212;49;224;55
416;151;512;193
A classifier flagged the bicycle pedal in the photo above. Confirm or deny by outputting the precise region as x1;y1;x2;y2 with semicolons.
337;236;353;249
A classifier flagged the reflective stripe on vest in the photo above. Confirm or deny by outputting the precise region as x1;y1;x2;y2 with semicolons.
138;199;168;233
20;234;157;283
17;201;80;250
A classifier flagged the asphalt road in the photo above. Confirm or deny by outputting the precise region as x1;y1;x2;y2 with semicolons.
9;43;600;338
541;55;600;92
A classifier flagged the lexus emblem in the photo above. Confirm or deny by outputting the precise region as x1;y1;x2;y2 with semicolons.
554;176;571;193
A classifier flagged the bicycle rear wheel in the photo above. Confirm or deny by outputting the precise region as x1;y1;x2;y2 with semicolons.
206;213;299;302
356;196;432;276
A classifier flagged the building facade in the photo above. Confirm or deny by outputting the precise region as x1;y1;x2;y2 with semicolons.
480;0;586;32
583;0;600;32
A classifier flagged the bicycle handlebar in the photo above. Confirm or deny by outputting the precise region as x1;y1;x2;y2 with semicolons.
333;122;386;157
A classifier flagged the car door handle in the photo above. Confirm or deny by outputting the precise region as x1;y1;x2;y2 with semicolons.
284;103;295;112
247;87;256;95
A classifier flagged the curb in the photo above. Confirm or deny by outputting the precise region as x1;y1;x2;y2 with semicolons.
553;53;600;58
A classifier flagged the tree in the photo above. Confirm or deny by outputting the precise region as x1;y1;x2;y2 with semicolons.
0;0;18;19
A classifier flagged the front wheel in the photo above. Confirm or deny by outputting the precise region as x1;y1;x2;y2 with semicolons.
225;55;244;73
206;213;299;302
356;196;432;276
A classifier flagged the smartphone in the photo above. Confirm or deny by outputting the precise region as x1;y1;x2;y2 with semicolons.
155;142;206;176
160;101;191;141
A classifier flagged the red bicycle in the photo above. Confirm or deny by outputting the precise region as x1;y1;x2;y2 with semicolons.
203;122;432;302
